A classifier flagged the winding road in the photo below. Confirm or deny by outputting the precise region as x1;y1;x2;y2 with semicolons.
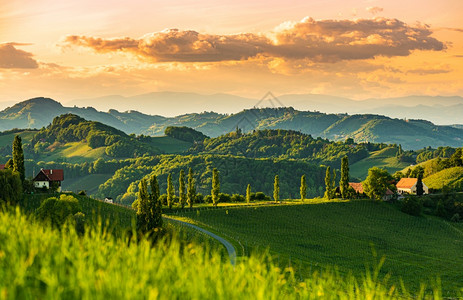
163;216;236;266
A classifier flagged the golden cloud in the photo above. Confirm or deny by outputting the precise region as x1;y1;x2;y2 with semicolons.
63;17;445;63
0;43;39;69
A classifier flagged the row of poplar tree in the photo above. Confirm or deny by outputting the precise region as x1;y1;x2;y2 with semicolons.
136;157;351;233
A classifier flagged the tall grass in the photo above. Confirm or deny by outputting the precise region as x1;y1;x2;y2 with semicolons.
0;207;453;299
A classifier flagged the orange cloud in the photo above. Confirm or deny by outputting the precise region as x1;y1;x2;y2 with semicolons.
0;43;39;69
366;7;384;15
64;17;445;64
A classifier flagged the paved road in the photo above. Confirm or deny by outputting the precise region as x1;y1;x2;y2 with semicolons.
164;216;236;266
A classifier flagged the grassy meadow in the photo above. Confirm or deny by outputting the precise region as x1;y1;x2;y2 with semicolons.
0;207;452;299
172;200;463;295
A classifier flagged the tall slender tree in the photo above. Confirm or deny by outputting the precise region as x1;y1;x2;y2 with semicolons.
324;166;334;200
340;156;350;199
187;168;196;208
246;184;251;203
147;175;162;229
416;173;424;196
12;135;25;182
136;178;149;232
211;168;220;207
179;170;186;208
167;173;174;209
273;175;280;203
300;175;307;201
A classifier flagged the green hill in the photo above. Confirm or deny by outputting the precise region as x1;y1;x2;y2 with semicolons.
2;98;463;150
350;147;411;180
174;200;463;294
423;167;463;190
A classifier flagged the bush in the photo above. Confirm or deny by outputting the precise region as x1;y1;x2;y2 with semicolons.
196;193;204;203
401;196;422;216
231;194;245;202
251;192;270;201
35;194;82;228
0;169;22;205
218;193;231;203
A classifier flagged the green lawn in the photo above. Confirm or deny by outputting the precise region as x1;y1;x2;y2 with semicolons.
175;200;463;294
350;147;410;180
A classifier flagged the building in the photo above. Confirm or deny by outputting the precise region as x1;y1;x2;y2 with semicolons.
33;169;64;191
104;197;113;203
0;164;5;170
349;182;364;195
396;178;428;195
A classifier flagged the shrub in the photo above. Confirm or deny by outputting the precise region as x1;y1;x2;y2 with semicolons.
231;194;245;202
35;194;82;228
401;196;422;216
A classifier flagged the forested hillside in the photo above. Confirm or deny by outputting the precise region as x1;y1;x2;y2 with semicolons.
2;97;463;150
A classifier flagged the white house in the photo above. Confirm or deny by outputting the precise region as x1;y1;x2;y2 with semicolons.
396;178;428;195
33;169;64;192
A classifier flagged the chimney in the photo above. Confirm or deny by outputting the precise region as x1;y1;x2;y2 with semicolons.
50;170;53;174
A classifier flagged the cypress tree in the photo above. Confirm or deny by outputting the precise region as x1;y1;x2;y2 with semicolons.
167;173;174;209
246;184;251;203
416;173;424;196
179;170;186;208
12;135;25;182
340;156;350;199
187;168;196;208
324;166;332;200
300;175;307;201
148;174;162;229
273;175;280;203
136;178;149;232
211;168;220;207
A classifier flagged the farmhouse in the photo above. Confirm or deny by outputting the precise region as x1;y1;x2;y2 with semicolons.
349;182;364;195
396;178;428;195
33;169;64;192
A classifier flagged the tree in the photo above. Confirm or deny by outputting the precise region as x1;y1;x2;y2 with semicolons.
300;175;307;201
187;168;196;208
363;167;395;201
35;194;81;228
179;169;186;208
211;168;220;207
340;156;350;199
167;173;174;209
324;166;336;200
147;174;162;230
136;178;149;231
0;169;22;205
4;159;13;169
246;184;251;203
12;135;25;182
273;175;280;203
416;173;424;196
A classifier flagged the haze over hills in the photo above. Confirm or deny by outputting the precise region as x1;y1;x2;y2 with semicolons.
64;92;463;125
1;97;463;150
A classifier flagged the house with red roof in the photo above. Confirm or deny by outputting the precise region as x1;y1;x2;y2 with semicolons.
33;169;64;192
396;178;428;195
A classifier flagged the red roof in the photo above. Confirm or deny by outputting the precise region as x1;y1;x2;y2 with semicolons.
41;169;64;181
349;182;364;194
385;188;394;195
396;178;417;189
0;164;5;170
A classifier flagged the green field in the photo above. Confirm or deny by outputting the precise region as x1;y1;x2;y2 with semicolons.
423;166;463;190
350;147;410;179
38;142;109;163
62;173;114;195
174;200;463;294
2;207;438;299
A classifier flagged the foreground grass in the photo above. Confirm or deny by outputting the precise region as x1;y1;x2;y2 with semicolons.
0;208;450;299
175;200;463;295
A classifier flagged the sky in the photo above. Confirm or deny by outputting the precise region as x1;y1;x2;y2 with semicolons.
1;0;463;105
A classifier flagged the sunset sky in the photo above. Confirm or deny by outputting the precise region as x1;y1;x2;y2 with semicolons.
1;0;462;105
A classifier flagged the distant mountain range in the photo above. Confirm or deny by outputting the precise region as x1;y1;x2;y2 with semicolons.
1;97;463;150
64;92;463;125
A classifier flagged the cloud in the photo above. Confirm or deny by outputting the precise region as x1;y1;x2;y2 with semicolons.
366;7;384;15
63;17;445;63
0;43;39;69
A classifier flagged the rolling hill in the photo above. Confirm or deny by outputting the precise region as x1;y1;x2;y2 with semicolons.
1;97;463;150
